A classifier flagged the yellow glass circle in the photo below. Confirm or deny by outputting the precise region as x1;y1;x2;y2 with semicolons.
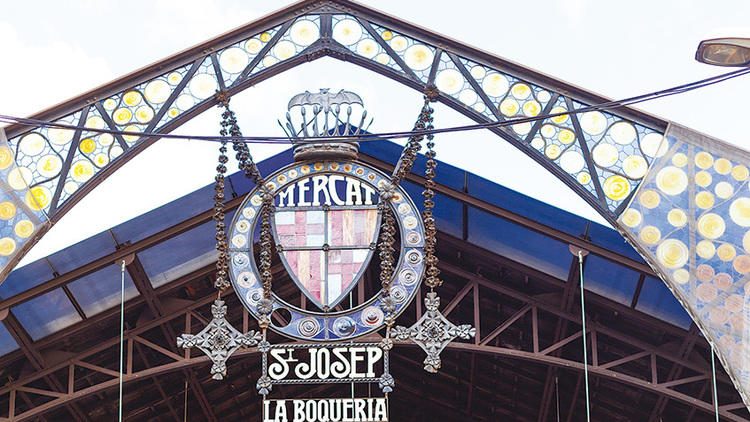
513;122;532;135
381;30;393;41
695;171;712;188
144;80;170;104
113;108;132;126
260;32;272;43
103;98;118;110
290;20;319;46
638;189;660;209
14;220;33;238
733;165;749;181
603;175;631;201
0;237;16;257
470;66;485;79
110;146;124;158
639;225;661;245
530;137;544;150
63;181;78;195
245;38;263;54
550;106;569;124
715;181;734;199
99;134;114;147
559;151;584;174
718;244;737;261
167;72;183;85
592;143;618;167
7;167;32;190
640;133;667;158
175;94;194;111
511;83;531;99
667;208;687;228
375;53;390;65
623;155;648;179
541;124;556;138
168;108;180;118
482;73;508;97
656;239;689;269
389;36;408;52
695;191;715;209
123;91;142;107
123;125;140;143
655;166;688;196
522;100;541;117
435;69;463;95
545;144;561;160
36;154;62;178
71;160;94;183
500;98;519;116
404;44;433;71
715;158;732;175
332;19;362;45
743;230;750;252
356;39;378;59
730;197;750;226
19;133;45;156
579;111;607;135
189;73;219;100
0;146;12;170
219;47;249;74
672;153;688;167
577;172;591;184
79;138;96;154
25;186;51;210
558;129;575;144
609;121;636;145
273;40;295;60
86;116;105;129
135;106;154;124
621;208;642;228
459;89;478;106
673;269;690;284
48;128;74;145
697;213;725;239
695;151;713;169
697;240;716;259
734;255;750;274
0;202;16;220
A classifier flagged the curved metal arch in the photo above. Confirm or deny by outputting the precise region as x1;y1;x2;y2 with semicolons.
0;0;667;283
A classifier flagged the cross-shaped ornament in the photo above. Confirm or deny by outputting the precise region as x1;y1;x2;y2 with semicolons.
392;292;475;373
177;299;261;380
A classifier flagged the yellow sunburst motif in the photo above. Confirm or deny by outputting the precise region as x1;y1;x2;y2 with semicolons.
673;269;690;284
513;122;531;135
219;47;249;74
260;32;272;43
333;19;362;46
290;20;319;47
246;38;263;54
550;106;568;124
621;208;642;228
714;158;732;175
623;155;647;179
667;208;687;227
25;186;51;210
381;30;393;41
656;239;688;269
639;225;661;245
545;144;561;160
482;73;508;97
715;181;734;199
733;165;749;181
123;125;141;143
435;69;463;95
356;39;378;59
697;240;716;259
103;98;118;110
390;36;408;52
580;111;607;135
697;213;726;239
113;108;132;126
7;167;31;190
14;220;33;238
655;166;688;196
71;161;94;183
671;153;688;167
48;128;74;145
19;133;45;156
603;175;630;201
99;134;114;146
404;44;433;71
470;66;485;79
576;172;591;185
638;189;661;209
500;98;519;116
511;83;531;99
189;73;219;100
273;40;296;60
0;146;13;170
592;143;618;167
144;80;170;104
558;129;575;144
375;53;390;65
730;197;750;226
0;202;16;220
695;151;713;169
135;106;154;124
522;100;541;117
718;244;737;262
37;155;62;178
79;138;96;154
123;91;142;107
695;191;715;209
0;237;16;257
695;171;712;188
609;121;636;145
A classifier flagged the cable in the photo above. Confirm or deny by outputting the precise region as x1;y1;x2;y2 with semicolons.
578;250;591;422
118;259;125;422
712;347;720;422
0;67;747;144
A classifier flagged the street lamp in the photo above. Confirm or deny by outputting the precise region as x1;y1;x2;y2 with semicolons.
695;38;750;67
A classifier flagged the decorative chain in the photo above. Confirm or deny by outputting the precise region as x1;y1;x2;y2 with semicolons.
213;139;230;291
391;96;431;185
421;106;441;290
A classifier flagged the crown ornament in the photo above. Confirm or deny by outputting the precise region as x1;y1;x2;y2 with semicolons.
279;88;373;161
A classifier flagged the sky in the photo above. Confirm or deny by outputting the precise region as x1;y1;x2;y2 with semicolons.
2;0;750;266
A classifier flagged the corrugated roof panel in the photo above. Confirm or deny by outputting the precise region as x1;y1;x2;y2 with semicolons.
467;206;572;281
636;277;693;329
66;265;139;317
12;288;83;340
583;254;639;306
0;323;19;357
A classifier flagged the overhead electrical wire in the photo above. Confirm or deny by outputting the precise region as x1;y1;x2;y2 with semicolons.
0;67;748;144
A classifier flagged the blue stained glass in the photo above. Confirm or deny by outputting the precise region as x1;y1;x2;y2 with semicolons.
12;289;82;340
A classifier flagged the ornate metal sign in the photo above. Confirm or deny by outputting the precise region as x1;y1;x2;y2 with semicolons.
179;89;474;411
